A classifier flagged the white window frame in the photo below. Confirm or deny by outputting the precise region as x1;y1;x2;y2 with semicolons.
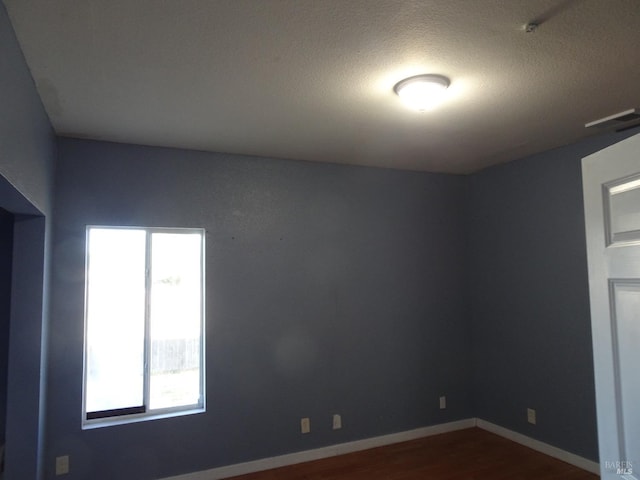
82;226;206;428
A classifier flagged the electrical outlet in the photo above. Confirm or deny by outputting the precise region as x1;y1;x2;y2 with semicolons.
301;417;311;434
332;414;342;430
56;455;70;475
439;396;446;409
527;408;536;425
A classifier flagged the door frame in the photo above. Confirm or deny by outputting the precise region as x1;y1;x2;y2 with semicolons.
0;174;48;480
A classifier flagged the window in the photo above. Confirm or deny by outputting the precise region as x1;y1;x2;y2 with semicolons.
83;226;205;427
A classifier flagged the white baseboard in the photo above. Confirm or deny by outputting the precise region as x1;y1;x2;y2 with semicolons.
161;418;600;479
476;418;600;475
160;418;476;480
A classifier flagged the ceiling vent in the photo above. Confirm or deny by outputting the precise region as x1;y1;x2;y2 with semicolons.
585;108;640;132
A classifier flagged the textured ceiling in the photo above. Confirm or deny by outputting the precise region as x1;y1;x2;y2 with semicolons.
5;0;640;173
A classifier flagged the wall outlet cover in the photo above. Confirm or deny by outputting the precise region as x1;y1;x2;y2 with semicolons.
332;414;342;430
527;408;536;425
56;455;70;475
301;417;311;434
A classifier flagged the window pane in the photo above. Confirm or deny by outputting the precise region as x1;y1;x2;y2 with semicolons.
149;232;202;409
86;228;146;413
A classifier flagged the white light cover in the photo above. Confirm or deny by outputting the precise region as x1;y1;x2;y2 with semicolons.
394;74;450;111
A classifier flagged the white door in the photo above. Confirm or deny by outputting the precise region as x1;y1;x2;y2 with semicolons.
583;132;640;480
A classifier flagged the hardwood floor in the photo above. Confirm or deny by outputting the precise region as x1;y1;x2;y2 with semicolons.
225;428;599;480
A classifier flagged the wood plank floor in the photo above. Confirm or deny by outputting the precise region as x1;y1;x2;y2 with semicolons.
225;428;599;480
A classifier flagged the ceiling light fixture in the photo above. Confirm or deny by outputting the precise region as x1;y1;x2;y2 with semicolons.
393;74;450;112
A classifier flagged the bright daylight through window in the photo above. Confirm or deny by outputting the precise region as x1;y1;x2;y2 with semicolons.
83;227;205;426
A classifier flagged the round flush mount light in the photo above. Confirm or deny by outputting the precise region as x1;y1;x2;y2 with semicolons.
393;74;450;112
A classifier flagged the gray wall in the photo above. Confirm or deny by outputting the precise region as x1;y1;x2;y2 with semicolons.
468;129;638;462
0;2;54;216
47;138;472;479
0;2;56;478
48;131;639;478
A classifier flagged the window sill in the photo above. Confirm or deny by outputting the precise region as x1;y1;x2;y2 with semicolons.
82;405;205;430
